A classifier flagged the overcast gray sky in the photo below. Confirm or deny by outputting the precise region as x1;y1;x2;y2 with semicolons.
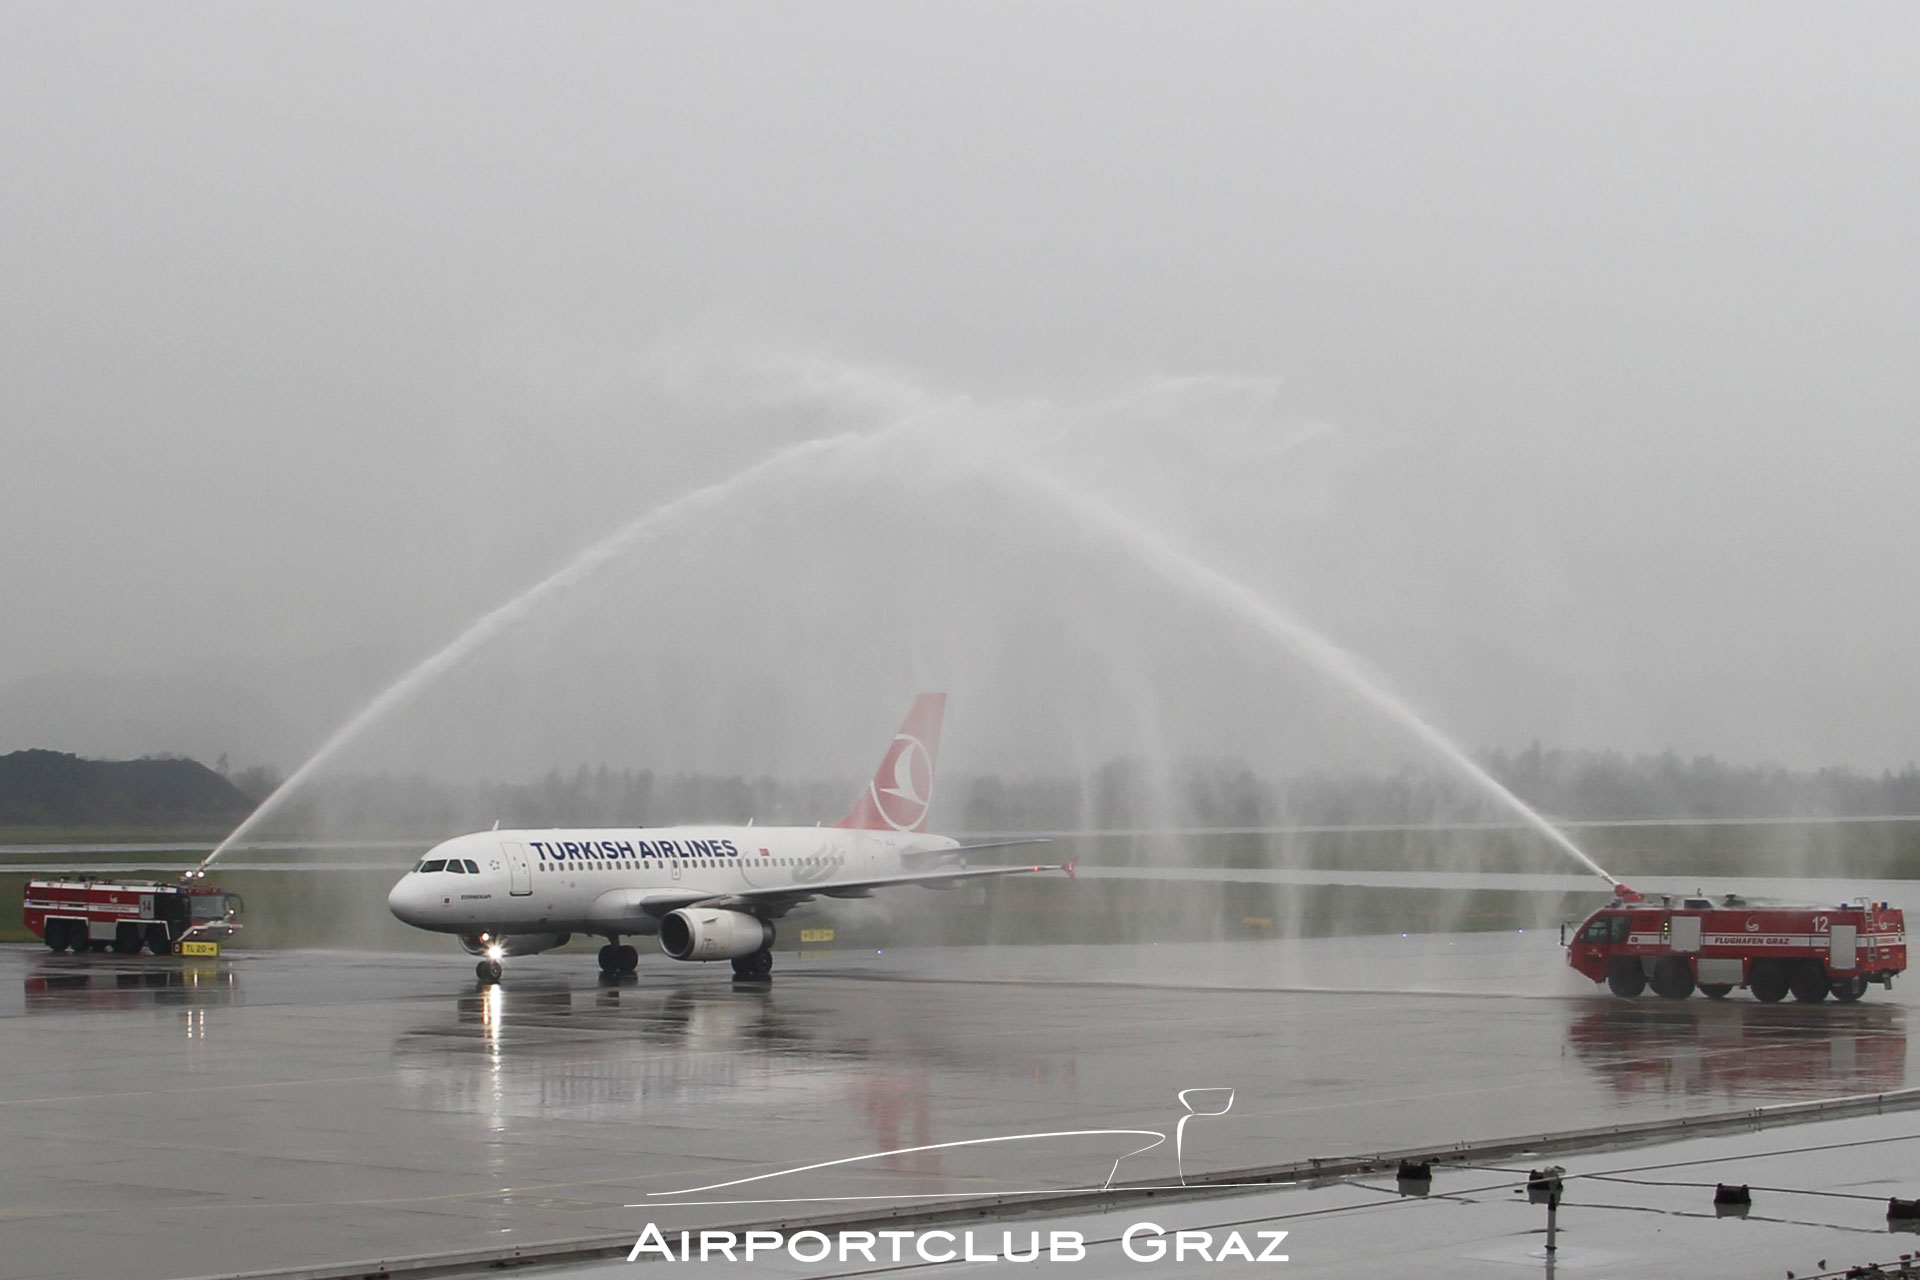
4;2;1918;781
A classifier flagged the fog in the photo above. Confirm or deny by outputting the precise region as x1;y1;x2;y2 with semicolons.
5;3;1919;787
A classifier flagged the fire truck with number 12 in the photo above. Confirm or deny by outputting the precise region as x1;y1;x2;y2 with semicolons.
1567;886;1904;1002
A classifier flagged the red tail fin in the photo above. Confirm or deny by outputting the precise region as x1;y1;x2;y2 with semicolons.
834;693;946;832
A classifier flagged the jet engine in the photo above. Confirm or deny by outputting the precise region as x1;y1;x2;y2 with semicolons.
659;908;773;961
459;932;570;958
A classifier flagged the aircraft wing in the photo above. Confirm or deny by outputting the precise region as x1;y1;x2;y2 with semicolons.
639;846;1071;920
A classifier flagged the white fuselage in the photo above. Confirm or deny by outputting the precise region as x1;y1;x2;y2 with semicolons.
386;826;959;938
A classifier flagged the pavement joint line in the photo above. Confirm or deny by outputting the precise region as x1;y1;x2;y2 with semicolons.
170;1085;1920;1280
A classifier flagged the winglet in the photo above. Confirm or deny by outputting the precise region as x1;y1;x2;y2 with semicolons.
834;693;946;833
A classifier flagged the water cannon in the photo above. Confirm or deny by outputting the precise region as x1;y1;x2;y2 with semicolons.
1610;884;1643;904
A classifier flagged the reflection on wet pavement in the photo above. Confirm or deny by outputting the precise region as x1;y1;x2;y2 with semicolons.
1;935;1912;1280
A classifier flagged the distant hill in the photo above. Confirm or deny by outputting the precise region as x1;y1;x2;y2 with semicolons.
0;750;251;826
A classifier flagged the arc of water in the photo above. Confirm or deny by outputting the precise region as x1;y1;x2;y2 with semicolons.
196;433;864;871
963;446;1615;885
200;371;1609;889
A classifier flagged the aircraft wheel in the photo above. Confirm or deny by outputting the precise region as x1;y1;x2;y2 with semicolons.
476;959;503;985
1605;959;1645;998
1749;961;1789;1003
731;949;774;981
1649;957;1695;1000
1699;984;1733;1000
615;945;640;975
1831;975;1869;1003
146;925;173;956
1788;963;1830;1003
597;944;620;975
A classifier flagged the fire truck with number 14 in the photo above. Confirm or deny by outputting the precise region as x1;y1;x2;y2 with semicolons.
24;875;243;956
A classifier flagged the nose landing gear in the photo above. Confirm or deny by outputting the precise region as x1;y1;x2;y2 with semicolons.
476;958;504;984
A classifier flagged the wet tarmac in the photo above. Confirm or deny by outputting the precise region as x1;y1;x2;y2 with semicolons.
2;935;1913;1280
551;1110;1920;1280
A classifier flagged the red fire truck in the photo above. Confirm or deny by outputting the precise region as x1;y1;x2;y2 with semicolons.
1567;886;1906;1002
23;878;243;956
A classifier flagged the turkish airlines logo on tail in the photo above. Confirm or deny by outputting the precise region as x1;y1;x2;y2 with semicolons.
870;733;935;831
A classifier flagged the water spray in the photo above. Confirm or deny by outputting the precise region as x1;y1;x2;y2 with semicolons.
192;432;868;877
965;446;1617;887
196;363;1614;892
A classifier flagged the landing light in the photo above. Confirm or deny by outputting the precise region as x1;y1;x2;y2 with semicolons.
486;944;505;961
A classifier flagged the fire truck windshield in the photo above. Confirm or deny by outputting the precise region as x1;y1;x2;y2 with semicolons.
1582;915;1632;943
190;894;241;922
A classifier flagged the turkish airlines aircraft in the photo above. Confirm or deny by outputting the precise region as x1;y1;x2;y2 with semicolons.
387;694;1070;983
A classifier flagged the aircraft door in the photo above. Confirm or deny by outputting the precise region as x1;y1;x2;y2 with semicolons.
500;842;533;896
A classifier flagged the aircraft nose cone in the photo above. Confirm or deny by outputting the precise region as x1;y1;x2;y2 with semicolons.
387;876;425;926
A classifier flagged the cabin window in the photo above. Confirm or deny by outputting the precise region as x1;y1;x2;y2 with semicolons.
1612;916;1631;942
1582;917;1610;942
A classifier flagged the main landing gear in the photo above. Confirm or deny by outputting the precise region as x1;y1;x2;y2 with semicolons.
598;942;640;977
731;948;774;981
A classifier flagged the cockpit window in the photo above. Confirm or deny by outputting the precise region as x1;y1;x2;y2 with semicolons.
464;859;480;874
448;861;466;874
420;859;448;873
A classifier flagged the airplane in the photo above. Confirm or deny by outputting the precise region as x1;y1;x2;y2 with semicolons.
386;693;1073;983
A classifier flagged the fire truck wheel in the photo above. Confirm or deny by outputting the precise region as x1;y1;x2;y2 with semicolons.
1699;984;1733;1000
111;925;144;956
1830;975;1869;1003
1749;961;1789;1003
1788;963;1830;1003
476;959;504;985
1605;959;1646;998
1650;957;1695;1000
44;920;72;952
146;925;173;956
